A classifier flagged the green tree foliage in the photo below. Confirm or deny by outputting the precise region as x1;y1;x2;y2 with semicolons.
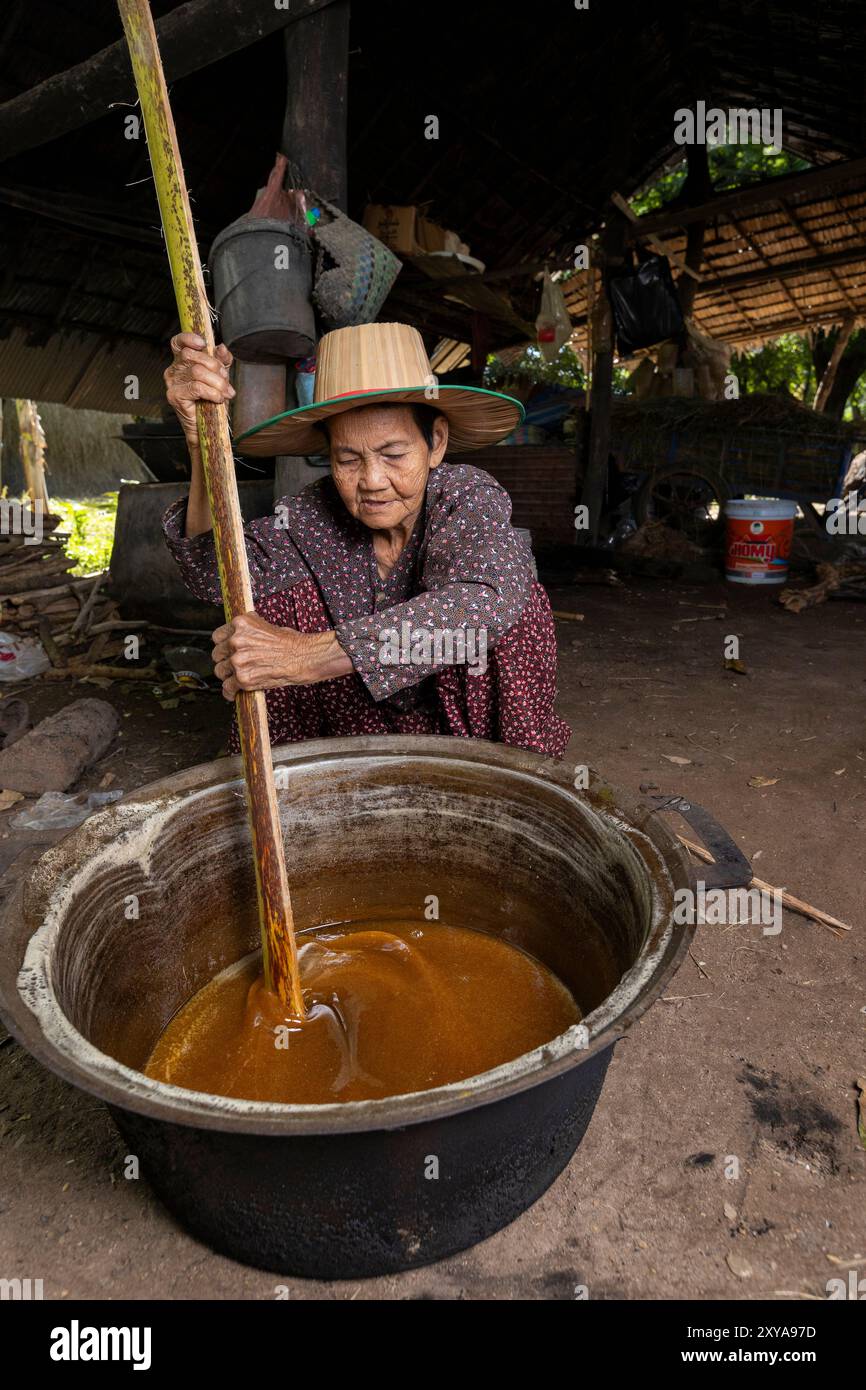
485;344;586;389
731;331;866;420
630;143;809;215
730;334;814;400
484;346;633;394
51;494;118;575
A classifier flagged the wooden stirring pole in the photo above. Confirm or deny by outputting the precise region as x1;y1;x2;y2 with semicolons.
118;0;304;1015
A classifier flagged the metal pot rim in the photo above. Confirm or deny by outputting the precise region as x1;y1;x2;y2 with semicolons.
0;735;694;1136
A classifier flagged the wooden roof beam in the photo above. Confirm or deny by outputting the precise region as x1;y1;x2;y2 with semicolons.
725;213;809;329
777;196;861;318
701;244;866;296
0;0;341;161
629;156;866;239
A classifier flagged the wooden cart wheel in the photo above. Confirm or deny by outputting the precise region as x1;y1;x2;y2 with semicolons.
634;464;730;546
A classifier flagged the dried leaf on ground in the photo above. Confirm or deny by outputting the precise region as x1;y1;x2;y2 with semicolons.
0;789;24;811
662;754;692;766
748;775;779;788
726;1252;753;1280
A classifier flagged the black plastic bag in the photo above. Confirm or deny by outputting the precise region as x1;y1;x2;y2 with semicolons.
607;254;684;356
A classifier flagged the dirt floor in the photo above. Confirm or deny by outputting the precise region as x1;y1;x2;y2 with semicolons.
1;573;864;1301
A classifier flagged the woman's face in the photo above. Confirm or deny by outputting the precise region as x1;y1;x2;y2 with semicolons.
328;405;448;531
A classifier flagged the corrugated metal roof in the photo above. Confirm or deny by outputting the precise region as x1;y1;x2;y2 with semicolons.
0;326;167;412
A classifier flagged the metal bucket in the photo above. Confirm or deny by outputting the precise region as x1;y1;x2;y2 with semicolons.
209;217;316;363
0;736;748;1279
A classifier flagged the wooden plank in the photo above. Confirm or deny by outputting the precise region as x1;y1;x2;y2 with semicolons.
408;254;535;335
0;0;341;161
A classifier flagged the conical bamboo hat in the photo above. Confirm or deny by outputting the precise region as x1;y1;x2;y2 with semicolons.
235;322;523;455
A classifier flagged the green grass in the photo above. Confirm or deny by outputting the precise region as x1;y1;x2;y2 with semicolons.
51;493;119;576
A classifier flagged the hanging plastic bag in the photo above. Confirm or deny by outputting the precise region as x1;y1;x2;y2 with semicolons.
0;633;50;682
536;271;573;361
607;254;684;356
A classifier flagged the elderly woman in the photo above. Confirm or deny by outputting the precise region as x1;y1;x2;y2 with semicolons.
163;321;570;758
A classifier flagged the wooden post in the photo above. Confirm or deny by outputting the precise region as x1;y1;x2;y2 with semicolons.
231;3;350;455
15;400;51;510
470;311;492;377
580;209;628;544
584;258;595;399
814;314;857;412
677;145;711;319
117;0;304;1015
281;0;351;207
582;301;613;545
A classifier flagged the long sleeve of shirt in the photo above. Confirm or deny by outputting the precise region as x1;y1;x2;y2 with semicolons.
335;478;534;701
162;496;310;606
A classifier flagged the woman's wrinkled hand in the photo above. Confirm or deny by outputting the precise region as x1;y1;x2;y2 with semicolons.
164;332;234;441
211;613;311;700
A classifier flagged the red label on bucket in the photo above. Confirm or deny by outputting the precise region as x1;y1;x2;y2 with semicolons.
725;515;793;579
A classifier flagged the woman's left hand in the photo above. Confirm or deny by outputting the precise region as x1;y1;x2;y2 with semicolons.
212;613;352;699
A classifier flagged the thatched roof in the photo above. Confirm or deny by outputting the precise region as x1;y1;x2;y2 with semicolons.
563;160;866;353
0;0;864;410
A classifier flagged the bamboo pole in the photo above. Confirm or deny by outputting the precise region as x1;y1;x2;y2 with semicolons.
117;0;304;1014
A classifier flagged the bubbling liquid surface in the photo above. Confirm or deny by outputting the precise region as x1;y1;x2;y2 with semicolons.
145;922;582;1104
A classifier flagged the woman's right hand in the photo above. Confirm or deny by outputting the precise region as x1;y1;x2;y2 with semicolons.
164;333;235;442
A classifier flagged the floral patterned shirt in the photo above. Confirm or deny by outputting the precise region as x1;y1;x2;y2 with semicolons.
163;462;535;703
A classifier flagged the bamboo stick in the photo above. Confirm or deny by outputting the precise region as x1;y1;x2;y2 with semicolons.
70;570;106;635
42;664;160;681
117;0;303;1014
3;585;77;602
38;617;67;668
86;619;149;635
677;835;851;936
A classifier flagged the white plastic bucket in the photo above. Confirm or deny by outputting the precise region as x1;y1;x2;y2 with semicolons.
724;499;797;585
